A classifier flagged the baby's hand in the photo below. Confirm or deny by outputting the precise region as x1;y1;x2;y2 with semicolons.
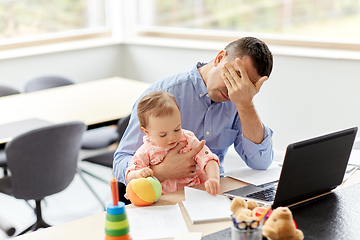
135;167;154;179
205;178;220;196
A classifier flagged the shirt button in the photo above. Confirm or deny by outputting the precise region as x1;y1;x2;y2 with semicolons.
206;131;210;135
199;94;203;97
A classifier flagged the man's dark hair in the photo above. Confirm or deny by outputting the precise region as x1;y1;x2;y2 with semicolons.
224;37;273;77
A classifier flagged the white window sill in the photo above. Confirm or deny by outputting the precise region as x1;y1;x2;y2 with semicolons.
2;35;360;61
125;36;360;61
0;37;122;61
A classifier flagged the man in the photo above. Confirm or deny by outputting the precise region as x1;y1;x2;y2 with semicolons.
113;36;274;188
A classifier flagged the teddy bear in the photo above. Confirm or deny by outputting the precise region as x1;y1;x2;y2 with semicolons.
230;197;259;222
230;197;304;240
262;207;304;240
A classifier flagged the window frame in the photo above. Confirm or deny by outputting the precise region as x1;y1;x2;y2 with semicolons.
136;25;360;52
0;27;112;51
2;0;360;55
0;0;121;52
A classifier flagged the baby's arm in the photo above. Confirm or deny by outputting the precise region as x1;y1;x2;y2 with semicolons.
127;167;153;182
182;130;220;195
204;160;220;196
126;144;153;182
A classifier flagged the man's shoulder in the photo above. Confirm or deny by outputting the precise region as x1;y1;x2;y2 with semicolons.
149;63;203;90
152;69;194;90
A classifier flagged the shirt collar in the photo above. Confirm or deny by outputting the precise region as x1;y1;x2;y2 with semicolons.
191;62;209;99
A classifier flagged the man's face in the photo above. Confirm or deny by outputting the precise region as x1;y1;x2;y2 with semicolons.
206;53;261;103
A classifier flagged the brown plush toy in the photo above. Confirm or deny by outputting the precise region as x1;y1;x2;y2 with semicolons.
230;197;259;222
262;207;304;240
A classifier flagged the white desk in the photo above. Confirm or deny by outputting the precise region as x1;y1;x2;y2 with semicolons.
0;77;150;145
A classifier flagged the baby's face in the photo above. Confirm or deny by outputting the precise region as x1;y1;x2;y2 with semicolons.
145;108;182;149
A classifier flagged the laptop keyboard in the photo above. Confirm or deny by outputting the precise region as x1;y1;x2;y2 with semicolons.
245;186;276;201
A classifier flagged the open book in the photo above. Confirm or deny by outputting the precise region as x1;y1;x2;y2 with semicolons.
182;187;231;224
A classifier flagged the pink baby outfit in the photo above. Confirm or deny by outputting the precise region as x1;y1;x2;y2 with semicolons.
126;129;219;194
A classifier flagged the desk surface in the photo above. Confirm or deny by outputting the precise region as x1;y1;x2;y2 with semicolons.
11;171;360;240
12;177;246;240
0;77;150;144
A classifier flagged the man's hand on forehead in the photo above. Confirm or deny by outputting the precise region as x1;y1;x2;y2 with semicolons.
221;58;267;106
235;70;242;78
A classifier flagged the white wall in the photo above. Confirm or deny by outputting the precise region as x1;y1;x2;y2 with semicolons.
119;43;217;83
1;42;360;161
0;44;123;91
257;54;360;158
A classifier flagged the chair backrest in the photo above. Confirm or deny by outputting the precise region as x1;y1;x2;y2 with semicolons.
117;114;131;141
5;121;86;200
0;85;20;97
24;75;74;92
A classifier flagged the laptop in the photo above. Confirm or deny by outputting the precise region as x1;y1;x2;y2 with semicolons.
224;127;358;208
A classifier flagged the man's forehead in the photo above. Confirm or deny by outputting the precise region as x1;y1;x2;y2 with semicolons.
228;58;260;84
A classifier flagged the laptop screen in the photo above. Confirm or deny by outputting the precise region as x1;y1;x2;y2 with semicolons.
272;127;358;208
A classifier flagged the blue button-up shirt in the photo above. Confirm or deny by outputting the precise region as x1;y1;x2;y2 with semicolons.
113;63;274;184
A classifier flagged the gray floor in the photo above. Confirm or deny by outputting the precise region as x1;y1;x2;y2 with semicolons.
0;147;246;239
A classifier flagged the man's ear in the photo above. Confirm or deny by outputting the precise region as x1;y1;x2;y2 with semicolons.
140;126;150;136
214;50;227;67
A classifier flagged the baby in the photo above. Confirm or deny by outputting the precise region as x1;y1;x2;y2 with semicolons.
126;91;220;195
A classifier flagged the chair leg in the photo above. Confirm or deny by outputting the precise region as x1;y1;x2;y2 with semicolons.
118;181;131;205
2;167;8;176
76;168;106;210
18;200;51;235
79;168;109;184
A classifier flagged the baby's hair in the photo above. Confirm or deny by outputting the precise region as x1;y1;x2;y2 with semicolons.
137;91;180;128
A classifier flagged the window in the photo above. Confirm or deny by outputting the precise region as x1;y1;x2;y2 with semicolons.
0;0;111;50
136;0;360;50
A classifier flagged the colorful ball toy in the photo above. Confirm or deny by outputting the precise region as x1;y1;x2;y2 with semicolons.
126;177;162;206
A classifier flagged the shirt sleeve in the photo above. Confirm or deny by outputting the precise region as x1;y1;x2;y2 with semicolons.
234;123;274;170
113;106;145;184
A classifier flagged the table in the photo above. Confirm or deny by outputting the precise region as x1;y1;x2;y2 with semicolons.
11;170;360;240
0;77;150;145
11;177;244;240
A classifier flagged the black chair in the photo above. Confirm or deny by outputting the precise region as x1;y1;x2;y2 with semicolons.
81;126;119;150
78;114;131;205
0;215;16;236
24;75;74;92
0;151;6;177
0;84;21;177
0;84;20;97
0;121;86;235
22;75;124;208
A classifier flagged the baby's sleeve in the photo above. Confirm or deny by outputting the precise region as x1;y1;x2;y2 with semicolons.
125;145;150;182
195;144;220;172
184;130;220;171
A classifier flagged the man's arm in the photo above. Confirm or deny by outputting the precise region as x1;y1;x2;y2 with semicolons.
235;124;274;170
222;57;267;144
113;111;144;184
222;57;273;169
